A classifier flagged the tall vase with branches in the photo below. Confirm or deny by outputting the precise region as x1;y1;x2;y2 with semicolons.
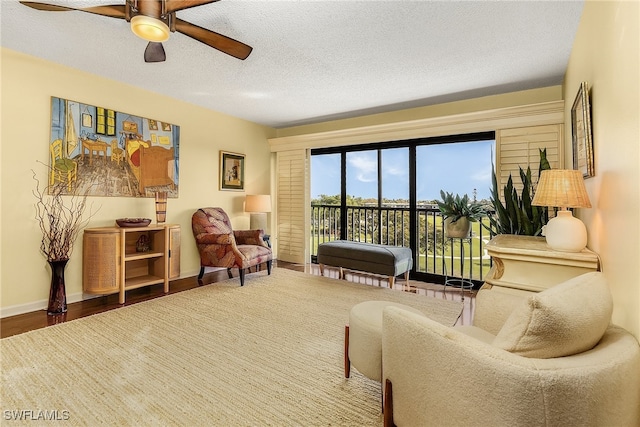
33;170;96;315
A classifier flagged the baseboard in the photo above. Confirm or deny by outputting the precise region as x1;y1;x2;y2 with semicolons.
1;266;259;318
0;291;89;318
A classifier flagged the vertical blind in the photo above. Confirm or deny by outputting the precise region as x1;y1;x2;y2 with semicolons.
276;149;309;263
496;124;563;194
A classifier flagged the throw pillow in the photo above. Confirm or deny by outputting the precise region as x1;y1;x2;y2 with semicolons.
492;272;612;358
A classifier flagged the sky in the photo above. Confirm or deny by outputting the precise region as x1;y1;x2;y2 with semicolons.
311;139;495;201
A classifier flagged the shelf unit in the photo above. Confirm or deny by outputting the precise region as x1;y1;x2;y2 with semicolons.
83;224;180;304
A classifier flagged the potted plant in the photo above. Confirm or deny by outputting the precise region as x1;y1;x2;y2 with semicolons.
436;190;485;238
485;148;551;236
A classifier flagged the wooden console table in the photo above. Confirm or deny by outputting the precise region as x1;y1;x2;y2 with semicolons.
484;234;600;294
83;224;180;304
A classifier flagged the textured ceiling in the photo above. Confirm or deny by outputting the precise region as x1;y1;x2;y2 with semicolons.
1;0;584;128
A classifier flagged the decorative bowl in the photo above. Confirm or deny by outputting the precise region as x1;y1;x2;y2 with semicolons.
116;218;151;228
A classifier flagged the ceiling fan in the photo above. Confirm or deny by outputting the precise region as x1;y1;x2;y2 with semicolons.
20;0;252;63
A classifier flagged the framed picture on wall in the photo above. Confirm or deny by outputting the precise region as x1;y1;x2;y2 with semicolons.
571;81;595;178
82;113;92;127
49;96;180;197
219;151;245;191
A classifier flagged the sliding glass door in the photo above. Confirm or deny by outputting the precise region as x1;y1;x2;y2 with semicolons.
415;140;494;283
310;132;495;284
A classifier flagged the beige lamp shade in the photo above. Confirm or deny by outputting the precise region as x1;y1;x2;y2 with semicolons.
531;169;591;252
245;195;271;232
531;169;591;209
245;195;272;213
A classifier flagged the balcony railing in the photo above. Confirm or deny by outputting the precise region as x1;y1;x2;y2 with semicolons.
310;204;495;283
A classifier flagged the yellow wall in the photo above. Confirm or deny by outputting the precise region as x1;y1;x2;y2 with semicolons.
564;0;640;337
0;48;275;314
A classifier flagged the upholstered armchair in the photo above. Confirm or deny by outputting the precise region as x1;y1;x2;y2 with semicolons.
192;207;272;286
382;272;640;427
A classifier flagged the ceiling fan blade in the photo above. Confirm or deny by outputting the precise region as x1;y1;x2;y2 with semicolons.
20;2;126;19
144;42;166;63
174;18;252;60
165;0;219;14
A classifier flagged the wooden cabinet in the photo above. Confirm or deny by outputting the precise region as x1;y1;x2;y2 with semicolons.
484;234;599;295
83;224;180;304
168;225;180;279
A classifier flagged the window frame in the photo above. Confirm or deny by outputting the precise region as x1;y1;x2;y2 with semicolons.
311;131;495;283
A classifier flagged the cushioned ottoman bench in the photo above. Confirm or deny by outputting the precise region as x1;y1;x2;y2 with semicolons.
317;240;413;288
345;300;424;381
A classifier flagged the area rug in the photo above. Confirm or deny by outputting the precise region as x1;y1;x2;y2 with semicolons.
1;268;462;426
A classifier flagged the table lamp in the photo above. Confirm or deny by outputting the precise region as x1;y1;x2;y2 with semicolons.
531;169;591;252
245;195;272;231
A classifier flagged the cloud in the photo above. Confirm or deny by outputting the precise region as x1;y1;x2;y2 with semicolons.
385;165;407;176
348;154;377;182
471;166;492;182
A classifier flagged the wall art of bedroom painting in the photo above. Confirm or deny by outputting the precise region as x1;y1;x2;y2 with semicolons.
48;97;179;197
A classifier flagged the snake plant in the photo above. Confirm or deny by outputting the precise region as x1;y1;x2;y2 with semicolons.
486;148;551;236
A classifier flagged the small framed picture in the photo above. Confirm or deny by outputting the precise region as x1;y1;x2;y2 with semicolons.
219;151;245;191
571;81;595;178
82;113;92;127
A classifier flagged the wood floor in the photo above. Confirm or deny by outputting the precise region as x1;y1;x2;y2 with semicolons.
0;261;475;339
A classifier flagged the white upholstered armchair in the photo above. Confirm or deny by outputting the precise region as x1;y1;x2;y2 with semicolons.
382;272;640;427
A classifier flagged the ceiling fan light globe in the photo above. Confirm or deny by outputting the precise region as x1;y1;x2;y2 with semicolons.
131;15;170;42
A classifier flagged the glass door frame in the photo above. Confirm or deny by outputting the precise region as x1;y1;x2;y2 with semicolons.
311;130;495;284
